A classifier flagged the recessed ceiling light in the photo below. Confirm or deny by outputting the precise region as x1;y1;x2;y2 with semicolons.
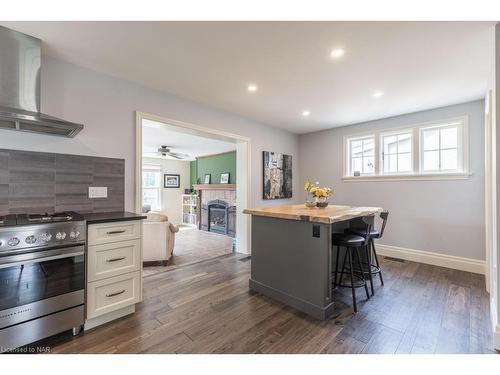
247;84;258;92
372;91;384;98
302;110;311;117
330;48;345;58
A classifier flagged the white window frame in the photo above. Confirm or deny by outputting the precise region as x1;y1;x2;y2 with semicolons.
342;115;470;182
419;119;468;174
345;134;376;177
379;128;414;175
142;165;162;210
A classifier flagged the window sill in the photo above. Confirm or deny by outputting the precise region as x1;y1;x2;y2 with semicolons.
342;172;472;182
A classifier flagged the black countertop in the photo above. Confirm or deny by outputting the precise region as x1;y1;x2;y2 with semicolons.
84;211;147;224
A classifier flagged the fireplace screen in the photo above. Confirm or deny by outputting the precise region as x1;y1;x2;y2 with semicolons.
202;199;235;237
209;206;227;235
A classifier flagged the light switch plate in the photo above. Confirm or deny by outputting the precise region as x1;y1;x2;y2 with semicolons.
89;186;108;198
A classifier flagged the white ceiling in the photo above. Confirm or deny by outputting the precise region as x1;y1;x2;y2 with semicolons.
142;119;235;161
1;21;494;134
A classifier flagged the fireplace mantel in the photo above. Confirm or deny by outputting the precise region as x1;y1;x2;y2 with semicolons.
193;184;236;191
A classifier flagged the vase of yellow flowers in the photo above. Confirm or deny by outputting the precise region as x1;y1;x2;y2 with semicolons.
304;181;332;208
304;181;317;207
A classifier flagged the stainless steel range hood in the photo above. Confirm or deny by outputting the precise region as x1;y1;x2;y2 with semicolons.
0;26;83;137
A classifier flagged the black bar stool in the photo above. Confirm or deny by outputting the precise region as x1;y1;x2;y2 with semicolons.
345;211;389;296
332;215;374;313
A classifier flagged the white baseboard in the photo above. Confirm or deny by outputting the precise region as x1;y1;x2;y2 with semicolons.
376;244;486;275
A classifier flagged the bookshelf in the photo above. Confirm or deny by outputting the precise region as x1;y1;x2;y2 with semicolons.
182;194;198;226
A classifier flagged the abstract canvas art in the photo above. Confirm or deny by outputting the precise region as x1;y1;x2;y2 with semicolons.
263;151;292;200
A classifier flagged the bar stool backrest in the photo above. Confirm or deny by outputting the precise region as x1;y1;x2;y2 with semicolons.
379;211;389;239
361;215;374;245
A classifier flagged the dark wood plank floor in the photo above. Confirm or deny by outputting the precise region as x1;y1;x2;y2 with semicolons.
45;254;496;354
143;228;232;277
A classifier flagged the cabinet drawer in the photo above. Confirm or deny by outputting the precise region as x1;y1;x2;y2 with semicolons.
87;271;141;319
88;239;141;282
88;220;141;246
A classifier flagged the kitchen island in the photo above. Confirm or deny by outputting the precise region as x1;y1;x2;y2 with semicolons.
243;204;382;320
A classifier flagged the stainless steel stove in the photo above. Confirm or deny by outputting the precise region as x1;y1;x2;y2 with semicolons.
0;211;86;352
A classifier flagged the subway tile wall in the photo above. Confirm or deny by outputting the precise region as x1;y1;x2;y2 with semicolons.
0;149;125;215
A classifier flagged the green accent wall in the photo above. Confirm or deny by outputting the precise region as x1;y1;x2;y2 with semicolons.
190;160;197;188
191;151;236;185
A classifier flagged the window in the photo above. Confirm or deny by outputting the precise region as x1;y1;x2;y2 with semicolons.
142;166;161;211
420;123;462;173
343;116;468;180
381;131;412;174
348;136;375;176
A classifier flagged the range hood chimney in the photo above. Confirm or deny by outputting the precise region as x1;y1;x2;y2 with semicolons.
0;26;83;137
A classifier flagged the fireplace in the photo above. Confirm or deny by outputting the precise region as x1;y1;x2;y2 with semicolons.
209;203;227;235
201;199;236;237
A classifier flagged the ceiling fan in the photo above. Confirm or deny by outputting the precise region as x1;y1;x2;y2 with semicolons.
155;145;189;159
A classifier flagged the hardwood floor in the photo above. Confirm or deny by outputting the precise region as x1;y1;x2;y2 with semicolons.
142;227;233;276
45;254;495;354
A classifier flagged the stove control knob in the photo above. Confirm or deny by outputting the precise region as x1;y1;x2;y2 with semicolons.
8;237;20;246
41;233;52;242
56;232;67;240
25;235;37;244
70;230;80;240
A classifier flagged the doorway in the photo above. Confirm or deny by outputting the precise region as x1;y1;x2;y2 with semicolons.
135;112;251;275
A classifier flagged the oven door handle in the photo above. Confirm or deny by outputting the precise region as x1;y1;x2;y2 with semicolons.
0;247;85;269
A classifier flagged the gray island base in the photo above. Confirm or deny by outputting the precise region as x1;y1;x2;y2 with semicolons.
244;204;383;320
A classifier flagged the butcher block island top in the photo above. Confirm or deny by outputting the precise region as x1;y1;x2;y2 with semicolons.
243;204;382;224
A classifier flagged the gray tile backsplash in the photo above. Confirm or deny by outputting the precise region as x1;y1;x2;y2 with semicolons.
0;149;125;215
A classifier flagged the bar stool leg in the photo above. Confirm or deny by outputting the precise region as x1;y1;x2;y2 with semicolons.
347;248;358;313
333;245;340;288
371;238;384;285
365;244;374;296
339;246;348;286
354;247;370;300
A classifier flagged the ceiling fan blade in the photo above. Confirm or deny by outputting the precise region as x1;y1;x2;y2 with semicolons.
168;152;189;159
167;154;182;159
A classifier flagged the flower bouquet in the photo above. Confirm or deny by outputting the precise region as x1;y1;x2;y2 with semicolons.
304;181;332;208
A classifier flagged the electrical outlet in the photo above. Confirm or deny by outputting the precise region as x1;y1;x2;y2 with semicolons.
89;186;108;198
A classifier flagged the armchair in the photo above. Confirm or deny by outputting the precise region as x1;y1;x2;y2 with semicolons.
142;211;179;266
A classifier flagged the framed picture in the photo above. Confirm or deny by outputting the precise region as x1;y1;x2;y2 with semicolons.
220;173;230;184
204;174;211;184
164;174;180;188
263;151;293;200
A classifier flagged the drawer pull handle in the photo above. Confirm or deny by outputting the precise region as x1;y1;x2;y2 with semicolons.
106;257;126;263
106;289;126;298
107;230;126;235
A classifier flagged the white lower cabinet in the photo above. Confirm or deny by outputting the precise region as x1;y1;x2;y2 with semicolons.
87;239;141;282
88;220;142;245
85;219;143;330
86;271;141;319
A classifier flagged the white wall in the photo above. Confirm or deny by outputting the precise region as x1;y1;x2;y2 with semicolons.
0;56;300;212
299;100;485;261
142;157;190;225
493;22;500;350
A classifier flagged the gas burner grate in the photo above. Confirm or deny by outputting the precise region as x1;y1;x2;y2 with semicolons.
13;211;84;226
0;215;17;227
26;212;74;223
